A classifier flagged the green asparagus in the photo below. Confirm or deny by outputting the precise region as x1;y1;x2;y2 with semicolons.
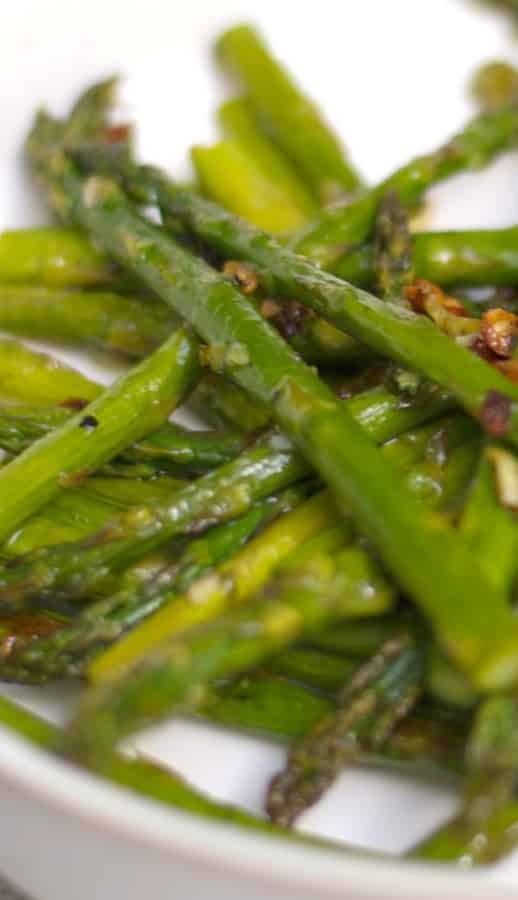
77;412;475;680
62;548;399;765
38;152;518;688
267;633;424;825
0;227;115;287
0;402;248;477
102;165;518;449
0;285;177;357
337;227;518;291
0;692;361;853
215;25;363;202
0;337;100;406
0;326;200;543
412;694;518;864
0;489;306;682
294;104;518;269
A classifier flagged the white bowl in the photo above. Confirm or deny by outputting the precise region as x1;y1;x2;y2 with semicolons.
2;1;518;897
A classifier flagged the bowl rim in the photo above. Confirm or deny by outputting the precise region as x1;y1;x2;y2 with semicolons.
0;724;514;900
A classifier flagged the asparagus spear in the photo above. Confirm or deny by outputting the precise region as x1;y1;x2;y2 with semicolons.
373;191;414;302
188;369;452;435
188;372;272;431
0;337;100;406
266;633;424;825
294;104;518;268
215;24;363;202
0;285;177;358
0;227;116;287
0;692;362;853
460;448;518;593
411;694;518;864
0;403;248;477
192;137;314;235
334;227;518;290
87;490;383;683
38;151;518;687
88;412;475;682
217;96;316;223
0;489;305;683
205;676;467;777
471;61;518;112
0;330;455;615
0;434;309;608
0;325;201;543
2;474;186;557
62;547;400;765
11;223;518;294
94;163;518;448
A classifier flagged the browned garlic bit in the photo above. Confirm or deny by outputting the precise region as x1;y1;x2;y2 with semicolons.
260;298;314;340
223;260;259;294
405;279;478;338
481;308;518;359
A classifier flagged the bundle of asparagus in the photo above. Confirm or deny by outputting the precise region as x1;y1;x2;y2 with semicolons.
2;7;518;866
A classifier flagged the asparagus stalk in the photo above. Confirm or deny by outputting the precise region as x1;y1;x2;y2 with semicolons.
217;96;316;223
188;369;436;434
0;227;115;287
214;609;477;715
0;434;309;608
204;676;467;777
373;191;414;302
106;166;518;449
89;413;475;683
188;372;272;431
337;227;518;291
411;695;518;864
471;61;518;112
86;491;357;682
0;403;248;477
0;285;177;358
38;152;518;688
11;224;518;294
0;337;100;407
460;448;518;593
266;633;424;825
0;340;454;619
0;692;361;852
215;25;363;202
294;104;518;268
62;547;399;765
0;489;305;683
192;137;314;234
0;325;201;543
2;474;186;557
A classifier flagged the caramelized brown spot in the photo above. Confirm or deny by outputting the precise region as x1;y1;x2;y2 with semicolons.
470;335;500;364
223;260;259;294
0;614;60;659
103;124;131;144
260;298;314;340
405;279;467;317
496;360;518;383
479;390;513;437
260;299;282;319
60;397;89;412
58;468;91;488
481;308;518;359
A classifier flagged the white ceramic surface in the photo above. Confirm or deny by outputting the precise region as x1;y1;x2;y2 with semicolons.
1;1;518;897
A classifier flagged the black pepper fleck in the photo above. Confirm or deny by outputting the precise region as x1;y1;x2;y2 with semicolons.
79;415;99;430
